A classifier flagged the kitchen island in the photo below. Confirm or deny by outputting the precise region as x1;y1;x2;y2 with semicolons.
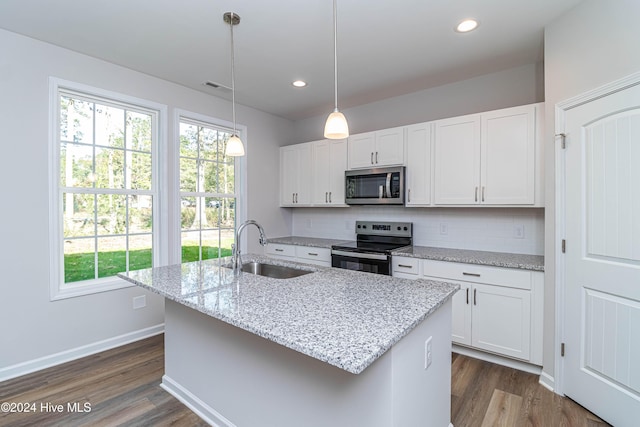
119;254;458;427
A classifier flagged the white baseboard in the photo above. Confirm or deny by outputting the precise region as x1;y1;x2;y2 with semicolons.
452;344;542;375
0;324;164;383
161;375;235;427
538;370;555;392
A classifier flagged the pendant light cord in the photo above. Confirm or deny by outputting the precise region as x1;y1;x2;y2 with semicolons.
230;12;237;135
333;0;338;112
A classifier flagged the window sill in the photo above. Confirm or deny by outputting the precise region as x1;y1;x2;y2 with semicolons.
51;276;134;301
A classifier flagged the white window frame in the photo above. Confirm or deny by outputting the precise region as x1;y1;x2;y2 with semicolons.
172;109;246;264
48;77;168;300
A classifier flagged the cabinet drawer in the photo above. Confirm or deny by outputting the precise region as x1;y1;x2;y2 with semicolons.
421;259;531;290
392;256;420;275
295;246;331;263
265;244;296;258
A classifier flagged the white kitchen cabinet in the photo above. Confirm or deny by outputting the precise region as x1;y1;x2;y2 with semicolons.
405;123;433;206
348;127;405;169
434;104;540;206
280;143;312;206
312;139;348;206
393;256;543;365
265;243;331;267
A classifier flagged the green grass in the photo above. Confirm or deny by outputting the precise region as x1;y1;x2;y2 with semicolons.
64;246;232;283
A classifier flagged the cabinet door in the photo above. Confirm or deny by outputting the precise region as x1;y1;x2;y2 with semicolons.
471;283;531;361
405;123;432;206
312;140;331;204
348;132;376;169
481;105;535;204
375;127;405;166
280;145;299;206
296;143;312;205
328;139;347;205
434;115;481;205
451;282;472;346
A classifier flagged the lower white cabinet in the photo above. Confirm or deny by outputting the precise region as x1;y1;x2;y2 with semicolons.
265;244;331;267
393;257;543;365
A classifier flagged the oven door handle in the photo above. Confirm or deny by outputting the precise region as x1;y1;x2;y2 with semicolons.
331;250;389;261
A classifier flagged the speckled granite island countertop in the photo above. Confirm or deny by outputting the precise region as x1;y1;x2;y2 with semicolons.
392;246;544;271
267;236;350;248
118;254;458;374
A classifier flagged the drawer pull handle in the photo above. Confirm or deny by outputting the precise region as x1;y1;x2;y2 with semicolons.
397;264;413;268
463;272;481;277
308;252;318;256
474;288;477;305
275;249;284;252
466;288;469;304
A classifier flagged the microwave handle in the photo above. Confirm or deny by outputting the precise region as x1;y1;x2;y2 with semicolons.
386;173;392;198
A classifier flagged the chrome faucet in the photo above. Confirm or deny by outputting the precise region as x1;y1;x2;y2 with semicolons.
231;220;268;273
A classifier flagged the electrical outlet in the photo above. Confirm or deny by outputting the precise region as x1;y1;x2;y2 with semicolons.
425;336;433;370
514;225;525;239
440;223;448;235
133;295;146;310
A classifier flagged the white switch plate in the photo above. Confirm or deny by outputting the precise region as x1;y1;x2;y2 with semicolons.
439;223;448;235
133;295;146;310
514;225;525;239
425;336;433;370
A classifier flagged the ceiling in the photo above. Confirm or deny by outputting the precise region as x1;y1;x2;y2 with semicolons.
0;0;583;121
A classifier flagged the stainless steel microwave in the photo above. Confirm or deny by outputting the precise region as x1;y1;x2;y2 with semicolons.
345;166;405;205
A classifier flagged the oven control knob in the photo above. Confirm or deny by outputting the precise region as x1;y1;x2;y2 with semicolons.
397;226;401;230
404;226;408;231
357;225;361;229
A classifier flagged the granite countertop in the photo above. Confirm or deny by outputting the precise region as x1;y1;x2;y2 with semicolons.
118;254;458;375
392;246;544;271
267;236;350;249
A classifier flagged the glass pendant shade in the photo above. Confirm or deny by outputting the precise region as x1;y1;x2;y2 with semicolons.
324;109;349;139
226;134;245;157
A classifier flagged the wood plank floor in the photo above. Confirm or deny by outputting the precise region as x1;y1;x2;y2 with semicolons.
0;335;610;426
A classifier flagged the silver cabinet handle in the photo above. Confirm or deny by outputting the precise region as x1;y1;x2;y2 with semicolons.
292;193;295;203
308;252;318;256
371;152;374;164
482;186;485;202
295;193;298;203
325;192;328;203
474;288;477;305
466;288;469;304
475;187;478;202
463;272;481;277
397;264;413;268
275;248;284;252
329;192;332;203
375;151;379;163
408;189;411;203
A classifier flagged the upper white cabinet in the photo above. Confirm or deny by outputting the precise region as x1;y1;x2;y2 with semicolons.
348;126;405;169
311;139;348;206
280;143;312;206
434;104;542;206
405;123;433;206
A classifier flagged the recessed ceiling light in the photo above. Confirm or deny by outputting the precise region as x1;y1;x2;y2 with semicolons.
456;19;479;33
292;80;307;88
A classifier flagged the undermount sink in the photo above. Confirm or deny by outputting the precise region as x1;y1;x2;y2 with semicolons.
239;262;313;279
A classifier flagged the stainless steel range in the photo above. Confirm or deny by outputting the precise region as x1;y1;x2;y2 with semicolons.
331;221;413;275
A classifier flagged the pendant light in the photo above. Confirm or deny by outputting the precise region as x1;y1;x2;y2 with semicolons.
324;0;349;139
223;12;245;157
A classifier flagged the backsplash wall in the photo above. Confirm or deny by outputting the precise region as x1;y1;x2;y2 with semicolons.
290;207;544;255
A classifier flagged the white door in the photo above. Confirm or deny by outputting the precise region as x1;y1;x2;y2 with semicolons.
405;123;432;206
374;127;404;166
561;80;640;426
328;139;347;205
348;132;375;169
312;140;331;205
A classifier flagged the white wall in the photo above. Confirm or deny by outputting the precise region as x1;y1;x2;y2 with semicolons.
543;0;640;382
292;63;543;143
291;207;544;255
0;29;292;374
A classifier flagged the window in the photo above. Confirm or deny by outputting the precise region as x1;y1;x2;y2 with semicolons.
178;118;237;262
50;79;162;299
